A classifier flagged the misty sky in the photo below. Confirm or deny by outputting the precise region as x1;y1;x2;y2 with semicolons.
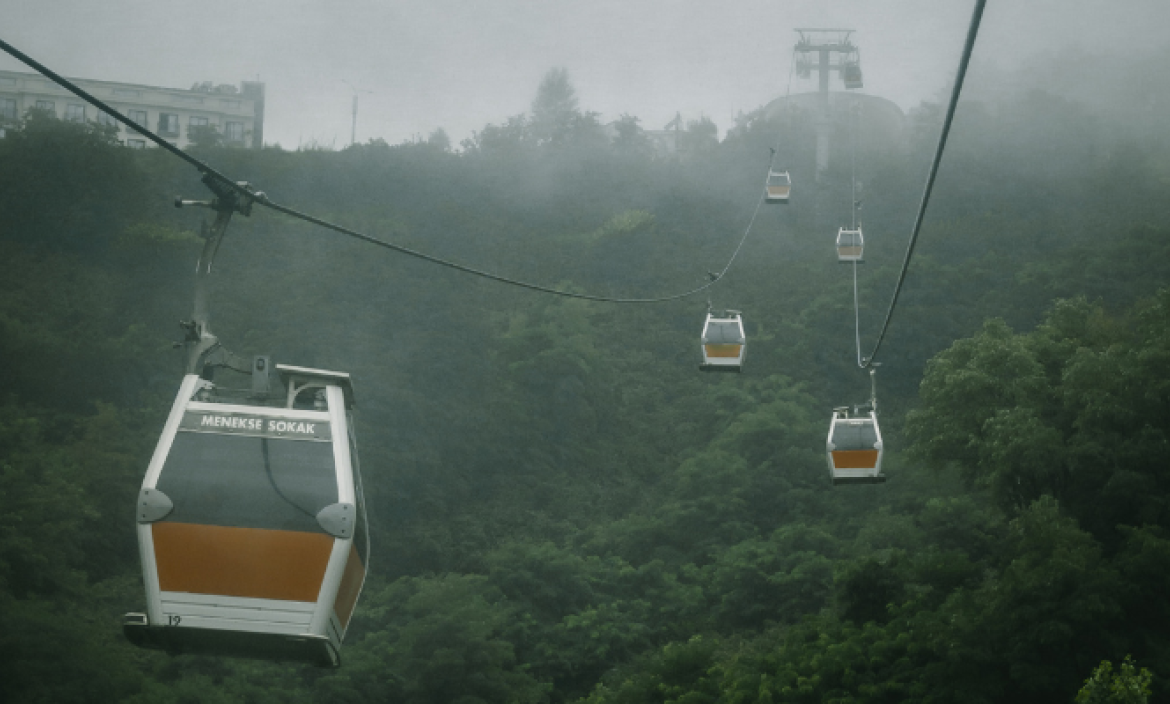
2;0;1167;149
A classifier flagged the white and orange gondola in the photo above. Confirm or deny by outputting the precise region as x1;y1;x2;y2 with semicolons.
124;364;368;667
700;309;746;372
836;227;864;262
826;408;884;485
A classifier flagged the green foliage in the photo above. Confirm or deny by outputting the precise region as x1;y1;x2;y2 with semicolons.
0;111;145;252
337;574;549;704
907;292;1170;537
187;123;224;149
708;525;838;628
836;556;904;625
583;636;722;704
531;68;582;146
1076;657;1152;704
0;58;1166;703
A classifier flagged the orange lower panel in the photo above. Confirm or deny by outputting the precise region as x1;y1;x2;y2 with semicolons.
767;187;790;197
153;522;333;602
333;545;366;629
832;449;880;469
705;344;742;358
839;247;862;255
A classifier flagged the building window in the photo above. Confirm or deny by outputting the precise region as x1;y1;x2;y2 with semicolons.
126;139;146;149
225;121;244;143
128;109;148;128
188;115;209;128
97;111;118;129
35;99;55;113
65;103;86;122
158;112;179;136
0;98;17;121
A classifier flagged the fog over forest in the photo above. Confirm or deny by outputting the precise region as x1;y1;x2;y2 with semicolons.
3;0;1169;145
1;2;1170;703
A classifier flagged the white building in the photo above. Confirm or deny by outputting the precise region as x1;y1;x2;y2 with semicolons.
0;70;264;149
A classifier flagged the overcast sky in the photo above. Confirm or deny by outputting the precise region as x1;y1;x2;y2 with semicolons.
2;0;1167;148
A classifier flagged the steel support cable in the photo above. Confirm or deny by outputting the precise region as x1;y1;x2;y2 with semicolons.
0;36;764;304
853;260;864;367
261;188;767;303
0;37;246;198
850;101;866;368
769;48;798;158
857;0;986;368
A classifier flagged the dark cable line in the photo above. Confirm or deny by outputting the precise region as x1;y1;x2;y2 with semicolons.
259;191;764;303
0;35;765;304
849;95;867;369
858;0;986;368
260;437;317;519
0;37;244;196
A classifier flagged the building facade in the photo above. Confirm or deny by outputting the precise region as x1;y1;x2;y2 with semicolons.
0;70;264;149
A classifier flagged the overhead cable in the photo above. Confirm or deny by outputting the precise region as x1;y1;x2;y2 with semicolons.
858;0;986;367
0;36;766;304
259;190;767;303
0;38;248;199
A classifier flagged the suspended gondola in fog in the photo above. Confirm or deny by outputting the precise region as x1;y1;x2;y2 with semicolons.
700;308;746;372
843;49;864;90
826;367;885;484
836;227;864;262
826;409;883;484
765;169;792;204
123;178;368;667
125;364;368;667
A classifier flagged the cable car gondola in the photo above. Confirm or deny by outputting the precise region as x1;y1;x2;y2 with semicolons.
836;227;864;262
123;179;367;667
826;368;884;484
842;49;863;90
843;63;863;90
765;169;791;204
826;408;884;484
700;309;746;372
124;363;369;667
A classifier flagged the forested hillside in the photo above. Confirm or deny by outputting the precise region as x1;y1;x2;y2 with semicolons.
1;64;1168;704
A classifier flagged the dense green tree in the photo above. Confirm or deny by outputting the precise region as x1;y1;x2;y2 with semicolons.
0;50;1167;703
906;291;1170;539
530;68;582;147
1076;657;1152;704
